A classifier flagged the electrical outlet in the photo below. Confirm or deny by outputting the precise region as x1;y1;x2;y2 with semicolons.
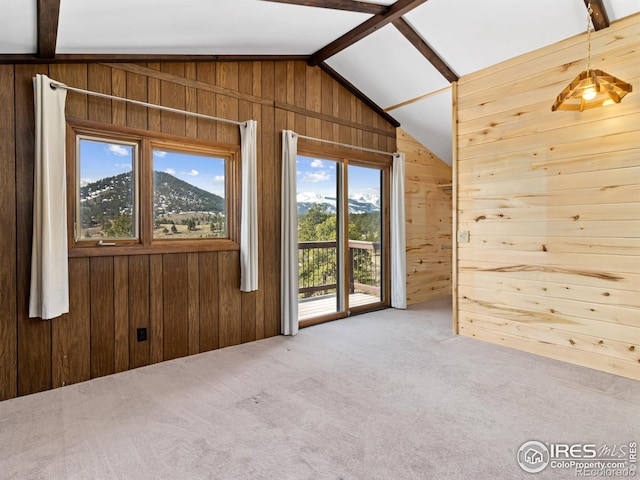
137;327;148;342
457;230;470;243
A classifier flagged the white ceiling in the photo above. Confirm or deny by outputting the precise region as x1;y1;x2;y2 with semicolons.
1;0;639;164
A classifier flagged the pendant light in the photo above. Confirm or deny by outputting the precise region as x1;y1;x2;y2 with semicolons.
551;2;632;112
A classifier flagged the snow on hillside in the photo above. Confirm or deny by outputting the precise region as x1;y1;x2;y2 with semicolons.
297;191;380;215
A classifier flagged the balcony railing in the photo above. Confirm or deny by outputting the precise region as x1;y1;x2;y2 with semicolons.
298;240;381;298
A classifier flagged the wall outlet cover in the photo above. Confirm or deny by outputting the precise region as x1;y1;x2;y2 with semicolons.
457;230;470;243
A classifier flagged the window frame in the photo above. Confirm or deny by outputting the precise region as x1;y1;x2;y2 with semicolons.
74;133;140;245
66;120;240;257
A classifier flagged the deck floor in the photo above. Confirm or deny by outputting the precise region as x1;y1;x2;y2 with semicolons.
298;292;381;321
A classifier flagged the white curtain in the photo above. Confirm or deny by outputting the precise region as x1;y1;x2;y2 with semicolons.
281;130;299;336
29;74;69;319
240;120;258;292
391;152;407;309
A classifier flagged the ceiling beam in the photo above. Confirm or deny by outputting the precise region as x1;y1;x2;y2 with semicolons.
308;0;429;66
392;17;457;83
384;85;451;112
0;54;309;65
260;0;388;15
318;62;401;127
37;0;61;58
584;0;609;30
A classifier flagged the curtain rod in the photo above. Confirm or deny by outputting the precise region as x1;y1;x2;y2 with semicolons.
295;133;396;157
49;82;246;127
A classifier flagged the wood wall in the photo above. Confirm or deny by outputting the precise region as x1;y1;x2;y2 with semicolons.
398;129;452;305
0;60;396;401
455;14;640;380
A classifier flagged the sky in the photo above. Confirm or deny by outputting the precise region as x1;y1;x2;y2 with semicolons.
297;155;381;200
153;150;225;197
79;141;379;201
79;139;226;196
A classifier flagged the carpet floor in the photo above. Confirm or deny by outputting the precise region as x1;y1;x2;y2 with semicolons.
1;297;638;479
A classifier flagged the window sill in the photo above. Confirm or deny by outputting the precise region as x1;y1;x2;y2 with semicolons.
68;240;240;258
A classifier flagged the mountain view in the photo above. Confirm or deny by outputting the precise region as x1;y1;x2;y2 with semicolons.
153;171;225;215
81;171;224;216
297;191;380;216
80;171;226;239
80;172;378;240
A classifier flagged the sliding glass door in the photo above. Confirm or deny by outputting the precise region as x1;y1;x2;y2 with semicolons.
297;153;388;325
297;156;344;321
347;164;383;309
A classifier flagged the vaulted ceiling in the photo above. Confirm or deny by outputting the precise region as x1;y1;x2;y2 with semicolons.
1;0;639;164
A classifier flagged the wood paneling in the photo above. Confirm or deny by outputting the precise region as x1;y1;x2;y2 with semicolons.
129;255;150;369
455;14;640;381
397;129;452;305
1;60;397;399
53;258;91;388
113;256;129;372
90;257;115;378
198;252;219;351
149;254;163;364
16;63;52;396
219;251;242;348
162;253;189;361
187;253;200;355
0;65;17;401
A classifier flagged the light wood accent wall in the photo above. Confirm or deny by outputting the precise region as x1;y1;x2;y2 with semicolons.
397;129;452;305
455;14;640;380
0;61;396;401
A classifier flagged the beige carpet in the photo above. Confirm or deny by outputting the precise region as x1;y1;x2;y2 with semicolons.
1;297;638;479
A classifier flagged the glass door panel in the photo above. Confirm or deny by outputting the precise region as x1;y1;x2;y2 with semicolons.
347;165;383;309
296;156;344;322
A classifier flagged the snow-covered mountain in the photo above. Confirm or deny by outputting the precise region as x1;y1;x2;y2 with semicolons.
297;191;380;215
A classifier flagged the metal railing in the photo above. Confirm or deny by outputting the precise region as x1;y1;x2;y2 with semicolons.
298;240;381;298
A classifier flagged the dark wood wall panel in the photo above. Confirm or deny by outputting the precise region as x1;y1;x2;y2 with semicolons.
111;68;126;126
185;63;198;139
50;64;88;120
126;71;147;130
113;256;129;372
162;253;189;361
147;64;161;133
160;63;186;137
219;251;242;348
88;64;112;123
2;60;397;400
129;255;150;369
53;258;90;388
187;253;200;354
90;257;115;378
198;252;219;351
149;254;163;364
0;65;17;401
15;63;52;396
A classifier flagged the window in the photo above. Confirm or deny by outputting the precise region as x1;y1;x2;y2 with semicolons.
67;121;239;255
152;146;226;240
77;136;138;241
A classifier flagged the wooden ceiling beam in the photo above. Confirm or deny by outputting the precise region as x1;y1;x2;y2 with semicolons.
392;17;457;83
584;0;609;31
318;62;400;127
308;0;429;66
37;0;61;58
0;54;309;65
260;0;388;15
